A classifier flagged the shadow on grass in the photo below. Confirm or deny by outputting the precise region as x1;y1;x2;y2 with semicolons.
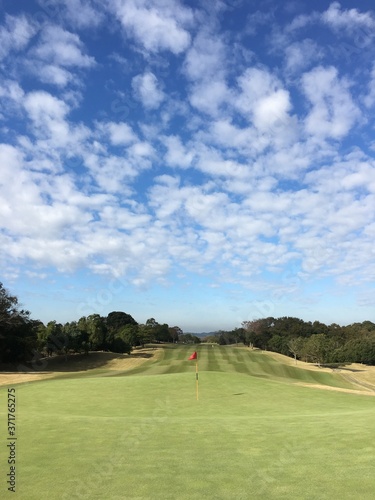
320;362;367;372
0;351;153;373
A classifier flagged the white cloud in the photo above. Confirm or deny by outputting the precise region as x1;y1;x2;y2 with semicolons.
363;65;375;108
184;30;226;81
132;72;165;110
109;0;194;54
1;0;375;325
183;29;231;117
341;166;375;193
128;141;155;158
233;67;296;141
0;14;36;61
236;67;282;112
18;91;93;184
0;80;24;101
246;10;276;36
189;80;230;116
32;25;95;68
253;88;292;131
83;153;137;193
0;139;167;278
192;144;250;179
286;12;320;33
284;39;323;75
301;66;361;139
51;0;105;29
0;80;25;119
322;2;375;34
162;135;194;169
306;151;375;195
208;120;254;149
24;90;69;120
105;122;138;146
99;205;150;230
0;144;89;244
34;64;73;87
23;24;95;88
24;90;70;142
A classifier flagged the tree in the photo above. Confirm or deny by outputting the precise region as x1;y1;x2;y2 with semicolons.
169;326;182;343
137;324;153;347
302;334;328;366
103;311;137;350
0;283;28;326
340;337;375;365
110;333;132;354
44;321;65;356
232;328;245;345
268;334;289;355
76;316;90;354
141;318;172;344
216;330;238;345
311;320;329;336
271;317;308;338
154;323;172;343
241;318;273;349
118;324;139;347
86;314;107;350
178;333;201;344
63;321;88;354
202;334;218;344
34;321;47;351
288;337;305;365
0;282;37;363
106;311;137;334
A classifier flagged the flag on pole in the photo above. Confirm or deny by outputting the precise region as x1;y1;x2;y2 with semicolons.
188;351;199;400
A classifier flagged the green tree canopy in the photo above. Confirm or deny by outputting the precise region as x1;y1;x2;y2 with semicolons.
0;282;37;363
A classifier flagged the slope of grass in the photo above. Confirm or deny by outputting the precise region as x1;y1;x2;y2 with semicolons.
118;345;356;390
1;345;374;499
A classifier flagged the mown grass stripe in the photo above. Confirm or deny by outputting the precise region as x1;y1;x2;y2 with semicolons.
4;346;375;500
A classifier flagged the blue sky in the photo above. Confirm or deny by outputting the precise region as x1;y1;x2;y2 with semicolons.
1;0;374;332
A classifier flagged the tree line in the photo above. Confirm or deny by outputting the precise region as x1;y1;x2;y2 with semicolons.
2;282;374;366
204;316;375;365
0;282;200;364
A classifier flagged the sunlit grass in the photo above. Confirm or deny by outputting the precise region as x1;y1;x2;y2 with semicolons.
1;345;374;499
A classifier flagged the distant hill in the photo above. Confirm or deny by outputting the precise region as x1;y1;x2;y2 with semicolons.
185;332;218;338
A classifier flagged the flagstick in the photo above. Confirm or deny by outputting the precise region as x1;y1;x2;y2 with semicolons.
195;360;199;401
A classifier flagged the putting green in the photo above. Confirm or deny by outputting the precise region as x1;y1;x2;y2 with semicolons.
1;345;374;499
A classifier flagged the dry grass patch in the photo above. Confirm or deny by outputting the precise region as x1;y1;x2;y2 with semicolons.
260;350;334;373
263;350;375;394
295;382;375;395
339;363;375;391
0;372;56;386
102;347;162;370
0;348;161;386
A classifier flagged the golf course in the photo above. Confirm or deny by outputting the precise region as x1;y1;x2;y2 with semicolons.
1;344;375;499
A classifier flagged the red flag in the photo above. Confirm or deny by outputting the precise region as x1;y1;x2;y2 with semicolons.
188;351;197;360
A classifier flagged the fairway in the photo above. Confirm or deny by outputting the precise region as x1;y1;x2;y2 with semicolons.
1;345;375;499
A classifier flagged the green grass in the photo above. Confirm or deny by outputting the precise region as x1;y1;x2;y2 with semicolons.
120;345;356;389
1;345;375;499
